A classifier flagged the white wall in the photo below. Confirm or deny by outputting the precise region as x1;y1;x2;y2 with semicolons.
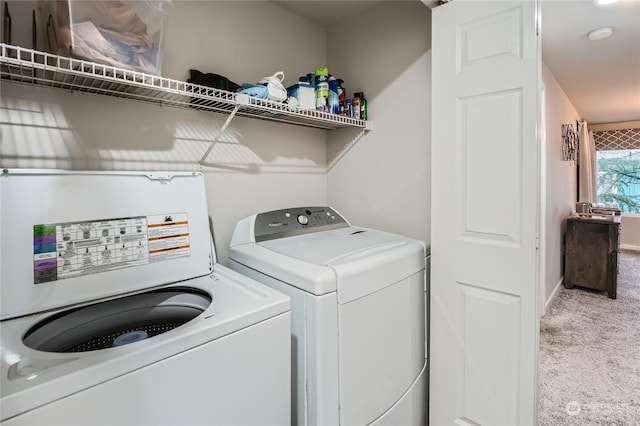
621;215;640;250
0;1;334;264
542;63;580;307
326;1;432;247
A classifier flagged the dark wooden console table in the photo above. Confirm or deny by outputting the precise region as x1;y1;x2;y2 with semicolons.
564;214;621;299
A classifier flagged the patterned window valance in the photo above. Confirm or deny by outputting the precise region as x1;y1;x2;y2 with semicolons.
593;128;640;151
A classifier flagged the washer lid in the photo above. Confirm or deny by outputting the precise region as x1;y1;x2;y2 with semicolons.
22;287;212;353
0;170;214;320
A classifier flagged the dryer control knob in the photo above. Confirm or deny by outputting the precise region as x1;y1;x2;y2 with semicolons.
297;214;309;225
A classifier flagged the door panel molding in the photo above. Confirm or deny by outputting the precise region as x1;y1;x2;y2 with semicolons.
457;6;523;73
458;88;523;245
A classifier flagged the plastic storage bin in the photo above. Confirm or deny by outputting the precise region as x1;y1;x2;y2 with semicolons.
40;0;172;75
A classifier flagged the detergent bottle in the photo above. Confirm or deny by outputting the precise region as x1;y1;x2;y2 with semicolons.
328;75;340;114
314;68;329;112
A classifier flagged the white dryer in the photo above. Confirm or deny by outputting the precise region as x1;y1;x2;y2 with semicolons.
229;207;427;426
0;170;291;425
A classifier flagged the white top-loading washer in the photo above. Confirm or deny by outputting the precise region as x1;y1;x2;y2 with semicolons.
229;206;427;426
0;170;291;425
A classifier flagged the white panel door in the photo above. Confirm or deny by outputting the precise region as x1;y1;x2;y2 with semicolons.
430;1;540;425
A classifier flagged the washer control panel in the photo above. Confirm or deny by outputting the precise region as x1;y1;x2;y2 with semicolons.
254;207;349;242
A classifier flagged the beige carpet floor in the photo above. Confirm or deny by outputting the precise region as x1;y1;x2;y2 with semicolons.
538;249;640;425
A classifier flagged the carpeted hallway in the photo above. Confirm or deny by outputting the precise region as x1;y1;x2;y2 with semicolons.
538;249;640;425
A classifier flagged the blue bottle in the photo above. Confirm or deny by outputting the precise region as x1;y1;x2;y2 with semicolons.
328;75;340;114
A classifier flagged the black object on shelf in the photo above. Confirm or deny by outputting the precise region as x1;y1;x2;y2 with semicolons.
32;10;36;49
187;68;241;109
3;2;11;44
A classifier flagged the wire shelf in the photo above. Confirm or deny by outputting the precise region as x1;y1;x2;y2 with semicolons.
0;43;366;131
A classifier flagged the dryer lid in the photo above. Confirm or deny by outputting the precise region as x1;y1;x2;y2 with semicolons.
258;226;413;265
232;205;416;265
229;221;425;303
258;227;425;303
0;170;214;320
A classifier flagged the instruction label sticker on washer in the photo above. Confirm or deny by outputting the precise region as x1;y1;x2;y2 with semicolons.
33;213;190;284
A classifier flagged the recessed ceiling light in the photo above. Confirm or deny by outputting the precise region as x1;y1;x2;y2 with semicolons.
588;26;613;40
593;0;618;6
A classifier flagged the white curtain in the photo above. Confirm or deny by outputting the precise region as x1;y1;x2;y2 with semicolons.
578;120;597;203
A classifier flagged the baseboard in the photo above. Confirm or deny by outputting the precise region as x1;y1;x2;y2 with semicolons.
543;277;564;316
620;244;640;251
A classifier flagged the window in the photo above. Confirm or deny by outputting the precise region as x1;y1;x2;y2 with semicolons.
596;149;640;213
593;128;640;214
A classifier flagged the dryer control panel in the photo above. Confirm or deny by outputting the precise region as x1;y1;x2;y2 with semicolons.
255;207;349;242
